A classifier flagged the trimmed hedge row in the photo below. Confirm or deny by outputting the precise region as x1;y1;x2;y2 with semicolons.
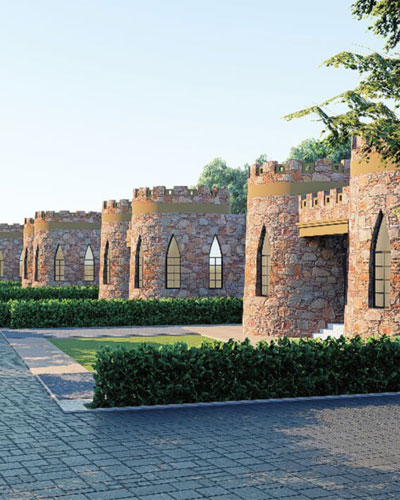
0;297;242;328
0;285;98;301
0;281;21;287
92;336;400;408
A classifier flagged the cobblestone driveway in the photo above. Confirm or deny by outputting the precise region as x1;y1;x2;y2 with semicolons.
1;336;400;499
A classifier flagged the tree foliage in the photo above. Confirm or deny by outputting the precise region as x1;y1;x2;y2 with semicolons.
284;0;400;164
197;158;249;214
352;0;400;51
289;138;351;163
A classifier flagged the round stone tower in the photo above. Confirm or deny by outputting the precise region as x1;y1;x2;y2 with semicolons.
30;210;101;287
22;218;35;287
243;158;350;338
99;199;132;299
128;185;246;299
0;223;23;282
344;137;400;336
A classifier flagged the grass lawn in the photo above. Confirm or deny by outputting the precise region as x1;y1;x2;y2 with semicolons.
49;335;212;372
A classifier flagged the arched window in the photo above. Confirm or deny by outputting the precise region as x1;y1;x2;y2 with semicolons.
256;226;270;297
166;236;181;289
0;251;4;278
19;251;23;278
372;213;391;308
84;245;95;281
135;236;144;288
103;241;110;284
23;249;28;280
54;245;65;281
34;246;39;281
209;236;223;289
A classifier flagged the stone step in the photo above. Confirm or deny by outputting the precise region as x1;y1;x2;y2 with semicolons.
312;323;344;340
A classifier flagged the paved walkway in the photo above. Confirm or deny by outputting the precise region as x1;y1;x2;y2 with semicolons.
2;336;400;498
3;324;247;342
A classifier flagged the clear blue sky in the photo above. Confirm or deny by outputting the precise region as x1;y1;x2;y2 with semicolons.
0;0;383;223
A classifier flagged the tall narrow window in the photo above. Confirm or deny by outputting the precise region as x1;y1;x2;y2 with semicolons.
209;236;223;289
54;245;65;281
103;241;110;284
19;251;23;278
257;227;271;297
0;251;4;278
135;236;144;288
34;246;39;281
373;214;391;308
166;236;181;289
84;245;95;281
23;249;28;280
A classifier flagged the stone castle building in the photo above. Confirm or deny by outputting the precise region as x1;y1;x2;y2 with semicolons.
0;224;23;281
243;158;349;338
127;186;245;299
22;211;101;287
4;138;400;338
99;199;132;299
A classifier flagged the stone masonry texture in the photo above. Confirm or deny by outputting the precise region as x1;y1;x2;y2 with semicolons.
99;200;132;299
128;186;246;299
3;335;400;498
0;224;23;282
22;218;34;287
243;159;349;338
23;211;101;287
345;142;400;337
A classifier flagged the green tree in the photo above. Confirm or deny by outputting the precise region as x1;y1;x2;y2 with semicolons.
197;158;248;214
284;0;400;164
289;138;351;163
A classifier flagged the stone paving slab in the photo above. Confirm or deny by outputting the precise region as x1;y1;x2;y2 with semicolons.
2;335;400;498
39;373;95;400
6;336;90;375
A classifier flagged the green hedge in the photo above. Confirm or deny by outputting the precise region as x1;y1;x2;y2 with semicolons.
0;281;21;287
0;285;98;301
0;297;242;328
91;336;400;408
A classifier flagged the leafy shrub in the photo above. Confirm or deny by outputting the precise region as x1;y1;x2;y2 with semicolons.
91;336;400;408
0;301;11;327
0;281;21;287
0;285;98;301
7;297;242;328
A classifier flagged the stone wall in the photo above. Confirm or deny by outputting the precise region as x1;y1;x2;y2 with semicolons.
243;159;349;338
299;186;350;226
22;218;34;287
0;224;23;281
128;186;246;299
23;211;101;288
99;200;132;299
344;139;400;337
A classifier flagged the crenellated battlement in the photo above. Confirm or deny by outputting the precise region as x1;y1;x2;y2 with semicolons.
132;185;230;206
0;223;23;232
297;186;350;237
102;199;132;213
249;159;350;185
34;211;101;223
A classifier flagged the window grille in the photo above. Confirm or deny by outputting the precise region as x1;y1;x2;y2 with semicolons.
103;241;110;284
34;246;39;281
84;245;95;281
166;236;181;289
373;215;391;308
257;227;270;297
135;236;144;288
54;245;65;281
209;236;223;289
